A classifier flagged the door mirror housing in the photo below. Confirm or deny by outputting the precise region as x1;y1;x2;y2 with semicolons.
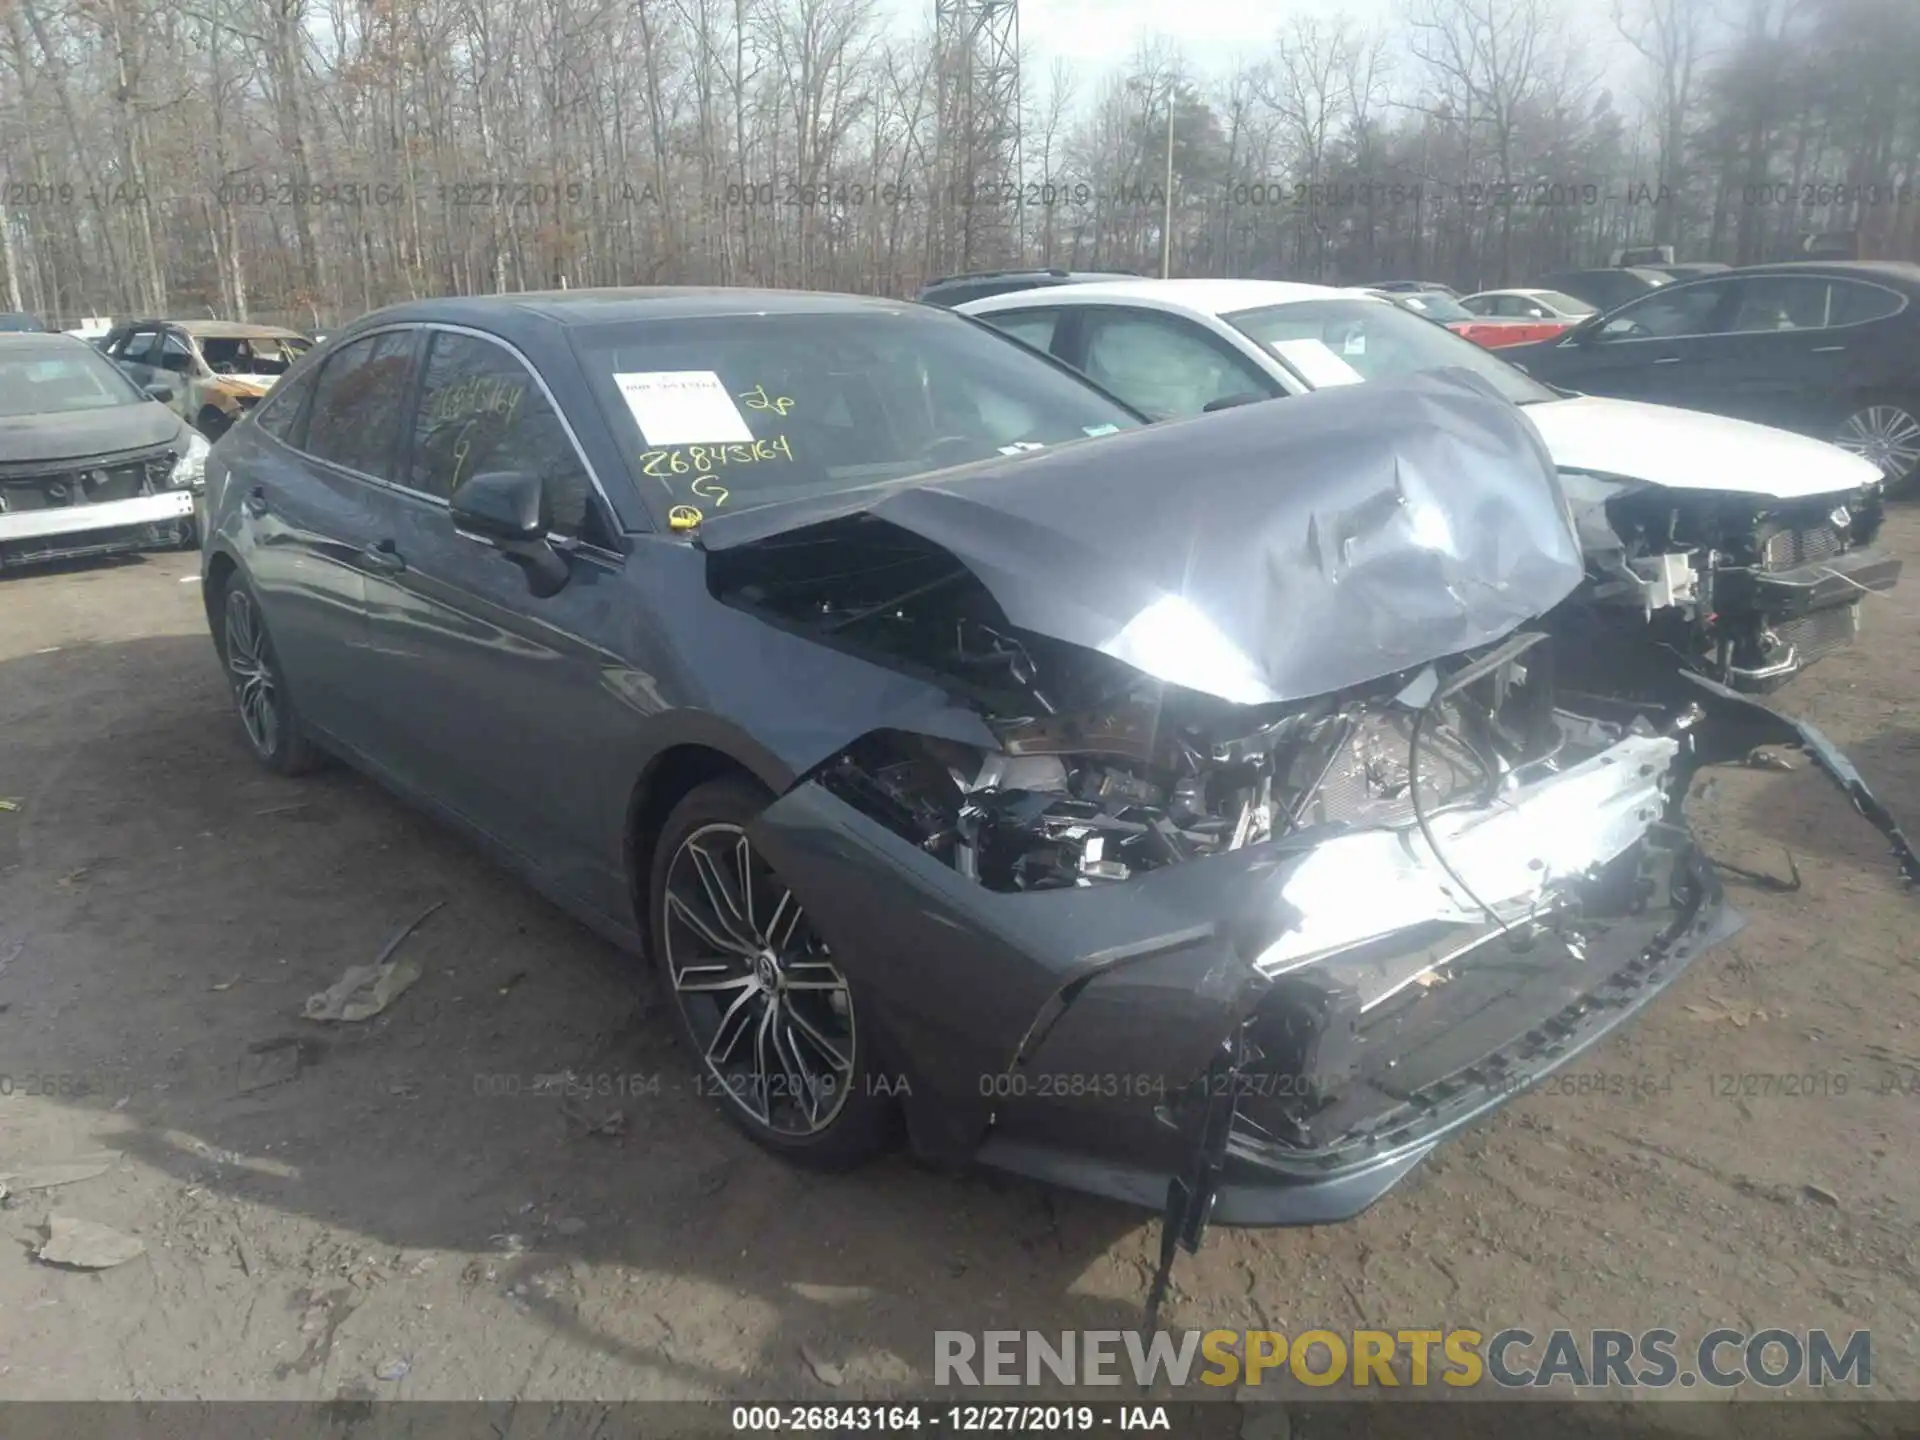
449;470;571;598
144;383;175;404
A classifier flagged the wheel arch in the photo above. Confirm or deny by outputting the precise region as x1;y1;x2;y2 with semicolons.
623;720;799;948
202;546;242;648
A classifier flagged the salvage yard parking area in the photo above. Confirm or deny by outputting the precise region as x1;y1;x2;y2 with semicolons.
1;526;1918;1405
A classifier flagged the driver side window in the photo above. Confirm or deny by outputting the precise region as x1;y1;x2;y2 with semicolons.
1596;282;1731;341
1077;309;1275;420
156;331;196;375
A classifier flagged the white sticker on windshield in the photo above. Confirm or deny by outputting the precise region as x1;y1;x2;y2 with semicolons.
612;370;755;445
997;441;1047;455
1269;338;1365;387
1082;423;1121;437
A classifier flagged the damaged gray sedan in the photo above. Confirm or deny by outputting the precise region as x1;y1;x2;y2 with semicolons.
200;292;1914;1314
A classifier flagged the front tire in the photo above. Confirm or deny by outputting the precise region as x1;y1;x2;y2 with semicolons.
216;575;321;776
649;776;896;1168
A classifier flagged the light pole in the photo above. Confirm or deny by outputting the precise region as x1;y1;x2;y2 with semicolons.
1161;83;1174;278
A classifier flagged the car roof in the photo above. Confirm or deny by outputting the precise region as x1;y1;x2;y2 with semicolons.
349;287;929;341
128;319;309;339
1716;260;1920;287
921;267;1134;287
0;331;97;353
961;277;1347;317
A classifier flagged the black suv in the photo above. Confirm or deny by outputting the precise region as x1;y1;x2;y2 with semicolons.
917;268;1138;308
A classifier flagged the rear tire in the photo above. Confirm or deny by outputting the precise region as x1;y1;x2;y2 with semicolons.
648;775;897;1169
1833;396;1920;494
215;573;322;776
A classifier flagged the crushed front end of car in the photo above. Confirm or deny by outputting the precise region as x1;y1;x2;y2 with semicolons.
692;369;1910;1314
1562;471;1900;693
0;438;203;568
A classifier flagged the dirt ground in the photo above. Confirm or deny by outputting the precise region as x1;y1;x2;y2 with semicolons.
1;515;1917;1416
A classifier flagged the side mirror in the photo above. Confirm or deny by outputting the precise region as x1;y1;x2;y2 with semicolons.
1203;393;1266;413
450;470;571;597
144;383;175;404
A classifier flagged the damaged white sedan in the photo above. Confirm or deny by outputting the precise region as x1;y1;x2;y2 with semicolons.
960;278;1901;694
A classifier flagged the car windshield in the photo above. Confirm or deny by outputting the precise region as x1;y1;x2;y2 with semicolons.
198;334;311;376
1397;292;1473;322
1226;297;1558;405
0;341;145;416
574;309;1145;518
1532;290;1595;316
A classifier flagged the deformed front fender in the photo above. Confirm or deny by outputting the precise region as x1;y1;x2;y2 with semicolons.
745;780;1294;1159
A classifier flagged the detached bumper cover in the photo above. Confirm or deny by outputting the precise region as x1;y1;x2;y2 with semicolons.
0;489;194;542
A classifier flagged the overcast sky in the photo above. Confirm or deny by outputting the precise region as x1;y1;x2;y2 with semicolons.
884;0;1644;124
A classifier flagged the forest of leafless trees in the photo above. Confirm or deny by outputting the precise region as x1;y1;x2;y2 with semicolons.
0;0;1915;329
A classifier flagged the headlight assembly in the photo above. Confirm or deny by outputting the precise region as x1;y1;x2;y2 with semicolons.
169;430;212;492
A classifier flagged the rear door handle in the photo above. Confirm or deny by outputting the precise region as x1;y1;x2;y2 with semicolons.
1652;355;1682;364
1811;345;1846;354
243;485;269;517
361;539;407;574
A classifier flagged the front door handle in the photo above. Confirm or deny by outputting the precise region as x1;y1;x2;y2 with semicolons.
361;539;407;574
1652;354;1682;364
1811;345;1846;354
243;485;269;517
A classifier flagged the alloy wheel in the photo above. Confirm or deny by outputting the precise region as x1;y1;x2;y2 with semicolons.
1834;404;1920;484
663;822;856;1136
224;587;280;758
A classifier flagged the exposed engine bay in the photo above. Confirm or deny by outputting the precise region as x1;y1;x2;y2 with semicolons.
1565;473;1901;692
716;518;1687;901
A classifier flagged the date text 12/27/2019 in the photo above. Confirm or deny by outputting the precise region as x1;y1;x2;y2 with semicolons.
730;1404;1172;1431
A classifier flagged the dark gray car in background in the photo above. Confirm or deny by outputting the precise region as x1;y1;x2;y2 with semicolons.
0;332;209;567
202;288;1890;1304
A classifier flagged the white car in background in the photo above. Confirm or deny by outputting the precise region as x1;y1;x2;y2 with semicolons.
958;278;1898;694
1459;288;1598;322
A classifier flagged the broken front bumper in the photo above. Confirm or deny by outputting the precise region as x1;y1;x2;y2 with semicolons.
747;727;1736;1225
0;490;195;566
1717;543;1901;692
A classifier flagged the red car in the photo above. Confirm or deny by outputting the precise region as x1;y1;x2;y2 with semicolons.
1367;289;1571;348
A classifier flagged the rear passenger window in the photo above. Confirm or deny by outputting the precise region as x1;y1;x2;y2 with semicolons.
303;331;416;479
1725;277;1836;332
1829;281;1905;326
407;331;604;544
983;310;1064;355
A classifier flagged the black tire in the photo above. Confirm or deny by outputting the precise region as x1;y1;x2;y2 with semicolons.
649;775;897;1169
1832;394;1920;495
214;573;322;776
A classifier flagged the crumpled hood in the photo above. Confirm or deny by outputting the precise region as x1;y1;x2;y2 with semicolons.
1526;395;1882;500
698;368;1586;706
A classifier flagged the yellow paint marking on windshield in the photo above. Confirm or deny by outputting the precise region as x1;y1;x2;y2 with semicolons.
639;435;795;482
738;383;795;417
691;475;730;507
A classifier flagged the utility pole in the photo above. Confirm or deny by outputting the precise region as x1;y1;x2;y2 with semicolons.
1162;82;1174;277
